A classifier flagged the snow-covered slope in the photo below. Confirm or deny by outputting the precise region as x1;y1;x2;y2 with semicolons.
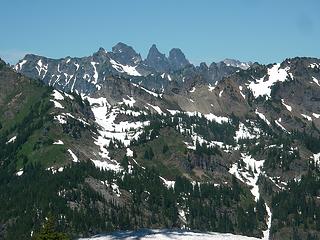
248;63;290;99
79;229;261;240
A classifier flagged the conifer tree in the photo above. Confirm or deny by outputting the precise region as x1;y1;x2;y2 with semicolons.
33;213;69;240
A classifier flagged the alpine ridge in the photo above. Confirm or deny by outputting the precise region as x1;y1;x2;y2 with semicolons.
15;42;245;95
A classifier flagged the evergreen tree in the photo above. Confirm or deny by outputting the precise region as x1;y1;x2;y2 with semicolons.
33;214;69;240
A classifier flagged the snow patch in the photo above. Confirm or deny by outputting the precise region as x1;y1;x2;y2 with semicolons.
6;136;17;144
248;64;289;98
64;92;74;100
53;140;64;145
309;63;320;69
255;110;271;126
301;114;312;121
281;99;292;112
67;149;79;162
131;83;162;98
91;62;99;84
313;152;320;164
54;115;67;124
50;90;70;110
126;148;133;157
16;169;24;176
203;113;229;124
239;86;245;99
208;84;215;92
74;63;80;71
147;103;164;115
91;159;122;172
110;59;141;76
52;90;64;100
312;77;320;86
50;100;64;109
160;177;175;189
123;96;136;107
312;113;320;118
14;60;27;71
35;59;48;79
275;118;289;132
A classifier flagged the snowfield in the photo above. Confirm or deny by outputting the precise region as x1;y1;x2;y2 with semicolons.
78;229;262;240
229;153;271;239
85;96;149;171
248;63;289;98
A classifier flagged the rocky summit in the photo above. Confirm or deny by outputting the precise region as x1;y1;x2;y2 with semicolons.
0;43;320;240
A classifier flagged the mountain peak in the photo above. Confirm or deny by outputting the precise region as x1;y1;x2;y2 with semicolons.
145;44;170;72
97;47;106;53
168;48;189;70
92;47;108;62
111;42;142;66
148;44;163;56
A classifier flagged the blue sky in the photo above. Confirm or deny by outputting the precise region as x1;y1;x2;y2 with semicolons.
0;0;319;65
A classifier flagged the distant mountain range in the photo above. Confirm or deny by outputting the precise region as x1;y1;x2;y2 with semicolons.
15;42;252;95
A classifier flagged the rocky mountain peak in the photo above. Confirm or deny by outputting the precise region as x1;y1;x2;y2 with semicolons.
145;44;170;73
97;47;107;54
198;62;209;71
110;42;142;66
148;44;161;55
92;47;109;62
168;48;190;70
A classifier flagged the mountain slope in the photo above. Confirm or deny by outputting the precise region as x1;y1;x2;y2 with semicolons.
1;50;320;240
0;58;267;239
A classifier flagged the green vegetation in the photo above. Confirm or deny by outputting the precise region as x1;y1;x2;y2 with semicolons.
271;162;320;240
132;127;187;178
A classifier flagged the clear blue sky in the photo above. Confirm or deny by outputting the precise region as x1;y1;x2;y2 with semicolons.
1;0;319;65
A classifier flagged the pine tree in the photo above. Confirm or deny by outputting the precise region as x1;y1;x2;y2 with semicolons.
33;213;69;240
